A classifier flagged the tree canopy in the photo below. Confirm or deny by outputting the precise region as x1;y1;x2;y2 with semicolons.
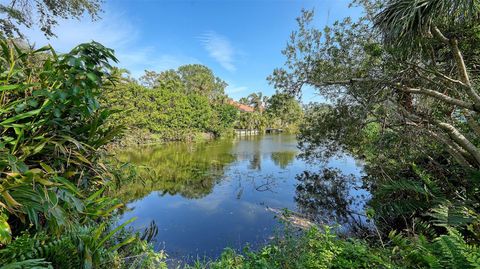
140;64;228;103
104;64;238;142
270;1;480;168
266;92;303;132
0;0;103;37
271;0;480;246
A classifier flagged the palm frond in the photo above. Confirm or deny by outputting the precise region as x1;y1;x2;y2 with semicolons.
375;0;480;45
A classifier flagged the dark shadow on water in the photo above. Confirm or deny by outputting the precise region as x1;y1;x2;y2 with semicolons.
295;168;373;235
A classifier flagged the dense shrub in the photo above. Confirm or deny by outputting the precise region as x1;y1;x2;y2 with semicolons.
0;39;166;268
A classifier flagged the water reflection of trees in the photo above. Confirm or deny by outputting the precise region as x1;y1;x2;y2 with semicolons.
248;151;262;170
246;148;297;171
270;151;296;169
113;140;236;202
295;168;367;226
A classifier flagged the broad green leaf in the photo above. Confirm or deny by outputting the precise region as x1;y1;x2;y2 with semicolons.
86;72;99;83
34;177;58;186
40;162;54;174
53;176;81;195
107;236;136;252
0;259;51;269
0;85;20;91
0;213;11;244
0;108;42;125
1;191;20;208
95;217;137;252
33;45;52;53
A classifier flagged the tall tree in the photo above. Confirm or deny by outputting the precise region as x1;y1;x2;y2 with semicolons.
141;64;227;102
266;92;303;130
247;92;265;112
270;2;480;169
177;64;227;101
139;70;161;88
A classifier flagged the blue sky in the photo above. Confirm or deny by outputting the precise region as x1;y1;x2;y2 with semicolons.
25;0;361;102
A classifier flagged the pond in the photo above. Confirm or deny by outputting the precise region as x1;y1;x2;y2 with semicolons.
116;134;369;264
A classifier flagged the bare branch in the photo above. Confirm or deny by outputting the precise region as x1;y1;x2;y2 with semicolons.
397;85;478;111
310;78;378;87
398;105;480;167
427;129;473;168
407;62;467;87
434;120;480;167
431;26;449;44
431;26;480;104
449;38;472;86
434;71;468;87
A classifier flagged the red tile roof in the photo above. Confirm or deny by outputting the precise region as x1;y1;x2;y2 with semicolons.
228;99;255;112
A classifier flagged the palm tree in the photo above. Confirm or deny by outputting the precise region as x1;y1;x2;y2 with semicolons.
375;0;480;45
374;0;480;104
247;92;265;112
374;0;480;167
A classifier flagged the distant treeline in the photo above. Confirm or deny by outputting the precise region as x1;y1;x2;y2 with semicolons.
102;64;303;144
103;65;238;142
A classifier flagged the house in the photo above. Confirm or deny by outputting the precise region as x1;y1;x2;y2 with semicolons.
227;99;255;112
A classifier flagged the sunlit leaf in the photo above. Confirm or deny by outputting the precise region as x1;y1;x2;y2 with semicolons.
0;213;11;245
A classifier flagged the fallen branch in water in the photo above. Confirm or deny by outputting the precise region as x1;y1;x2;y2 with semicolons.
265;207;317;230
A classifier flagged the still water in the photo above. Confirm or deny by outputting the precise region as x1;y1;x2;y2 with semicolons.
116;135;369;263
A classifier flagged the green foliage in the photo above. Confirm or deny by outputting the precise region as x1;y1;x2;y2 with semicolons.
235;110;267;130
4;1;480;267
232;91;304;133
0;259;51;269
189;226;394;269
265;92;303;133
389;228;480;268
264;1;480;268
0;39;166;267
103;65;238;143
271;0;480;238
375;0;480;47
0;0;103;37
192;225;480;269
211;102;238;135
243;92;267;111
140;64;227;101
0;213;11;244
0;39;121;236
112;139;236;201
0;219;167;269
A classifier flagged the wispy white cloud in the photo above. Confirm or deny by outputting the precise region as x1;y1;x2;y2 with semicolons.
225;83;249;100
226;84;248;95
22;8;199;78
118;46;200;78
200;31;236;72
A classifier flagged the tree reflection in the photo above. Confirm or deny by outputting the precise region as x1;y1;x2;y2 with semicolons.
248;151;262;170
295;168;367;226
113;140;236;202
270;151;297;169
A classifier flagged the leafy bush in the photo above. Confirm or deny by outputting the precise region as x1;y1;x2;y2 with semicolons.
190;227;393;269
191;225;480;269
0;39;166;268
